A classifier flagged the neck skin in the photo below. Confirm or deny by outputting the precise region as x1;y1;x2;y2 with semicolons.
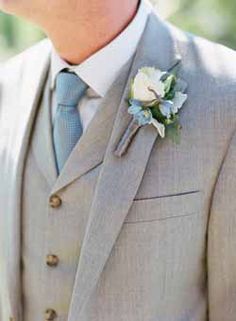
42;0;139;65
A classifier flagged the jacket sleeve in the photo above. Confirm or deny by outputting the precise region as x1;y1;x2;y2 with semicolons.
208;127;236;321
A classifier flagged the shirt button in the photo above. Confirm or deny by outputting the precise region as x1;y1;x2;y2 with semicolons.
45;308;57;320
46;254;59;267
49;195;62;208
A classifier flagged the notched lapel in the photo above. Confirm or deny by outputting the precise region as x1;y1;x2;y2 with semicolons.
68;12;182;321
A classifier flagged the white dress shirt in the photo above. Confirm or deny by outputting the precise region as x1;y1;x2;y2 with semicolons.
49;0;151;134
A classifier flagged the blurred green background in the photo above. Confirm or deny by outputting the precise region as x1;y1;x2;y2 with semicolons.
0;0;235;61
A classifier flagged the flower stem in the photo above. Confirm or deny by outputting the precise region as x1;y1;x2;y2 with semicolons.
114;118;141;157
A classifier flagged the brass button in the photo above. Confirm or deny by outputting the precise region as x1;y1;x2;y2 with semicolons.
49;195;62;208
45;308;57;320
46;254;59;267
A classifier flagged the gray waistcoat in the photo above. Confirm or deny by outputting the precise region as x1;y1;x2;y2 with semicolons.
21;62;131;321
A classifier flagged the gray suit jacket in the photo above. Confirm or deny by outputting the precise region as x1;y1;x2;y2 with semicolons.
1;10;236;321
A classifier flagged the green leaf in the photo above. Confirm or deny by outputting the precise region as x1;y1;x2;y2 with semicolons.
151;104;166;123
166;118;182;144
128;78;134;100
164;88;176;100
163;74;177;101
163;113;178;125
164;74;176;94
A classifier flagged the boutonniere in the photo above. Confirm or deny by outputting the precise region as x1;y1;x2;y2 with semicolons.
114;60;188;157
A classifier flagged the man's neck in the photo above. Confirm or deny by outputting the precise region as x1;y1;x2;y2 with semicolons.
43;0;139;65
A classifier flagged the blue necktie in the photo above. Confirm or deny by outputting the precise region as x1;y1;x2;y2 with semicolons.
53;70;88;174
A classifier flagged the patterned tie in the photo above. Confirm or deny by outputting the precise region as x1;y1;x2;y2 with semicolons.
53;69;88;174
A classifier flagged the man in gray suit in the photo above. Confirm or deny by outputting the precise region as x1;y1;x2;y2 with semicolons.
1;0;236;320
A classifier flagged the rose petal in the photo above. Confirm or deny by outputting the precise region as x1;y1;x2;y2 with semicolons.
133;68;165;102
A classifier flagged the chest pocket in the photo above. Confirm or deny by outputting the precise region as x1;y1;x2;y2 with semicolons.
124;190;202;224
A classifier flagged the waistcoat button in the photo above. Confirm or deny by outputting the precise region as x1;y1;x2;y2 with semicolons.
45;308;57;320
49;195;62;208
46;254;59;267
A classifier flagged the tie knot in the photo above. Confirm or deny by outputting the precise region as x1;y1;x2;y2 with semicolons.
56;70;88;107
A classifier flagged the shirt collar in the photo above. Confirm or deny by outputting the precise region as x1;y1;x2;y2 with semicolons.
50;0;151;97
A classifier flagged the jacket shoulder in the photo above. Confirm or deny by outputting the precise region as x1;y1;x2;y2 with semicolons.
0;38;51;84
167;20;236;84
148;15;236;131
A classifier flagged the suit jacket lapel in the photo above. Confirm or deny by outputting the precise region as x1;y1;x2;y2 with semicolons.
0;39;51;320
68;12;182;321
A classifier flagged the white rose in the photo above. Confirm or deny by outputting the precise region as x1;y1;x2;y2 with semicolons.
132;67;166;102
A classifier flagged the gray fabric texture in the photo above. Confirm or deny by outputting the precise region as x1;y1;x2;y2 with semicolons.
1;10;236;321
